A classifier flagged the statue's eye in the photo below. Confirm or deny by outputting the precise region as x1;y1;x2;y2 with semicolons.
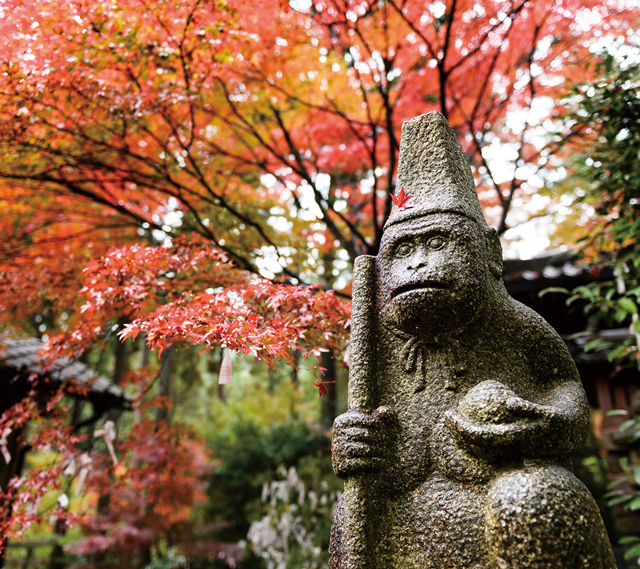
396;243;414;257
428;236;445;250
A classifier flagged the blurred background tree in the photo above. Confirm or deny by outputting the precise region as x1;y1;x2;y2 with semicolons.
545;51;640;567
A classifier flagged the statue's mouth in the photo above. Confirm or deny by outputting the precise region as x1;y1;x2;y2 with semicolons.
392;281;448;299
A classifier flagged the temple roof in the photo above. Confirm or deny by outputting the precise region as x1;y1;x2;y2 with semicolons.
502;250;611;293
0;337;131;409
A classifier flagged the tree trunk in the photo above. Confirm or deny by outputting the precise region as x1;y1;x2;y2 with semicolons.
112;323;128;386
320;255;339;429
154;346;174;422
320;351;337;429
134;336;151;424
49;519;66;569
291;349;301;391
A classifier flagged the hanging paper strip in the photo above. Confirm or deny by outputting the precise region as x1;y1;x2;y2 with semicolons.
218;348;233;385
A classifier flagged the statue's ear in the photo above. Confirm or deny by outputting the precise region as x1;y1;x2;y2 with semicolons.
485;227;503;279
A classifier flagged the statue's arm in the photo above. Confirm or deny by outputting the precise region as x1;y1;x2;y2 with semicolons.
446;380;589;462
447;304;590;462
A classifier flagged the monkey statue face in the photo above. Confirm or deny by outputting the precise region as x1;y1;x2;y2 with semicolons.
376;213;494;341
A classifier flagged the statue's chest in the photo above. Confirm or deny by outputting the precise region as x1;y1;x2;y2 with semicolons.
378;334;533;408
377;347;534;489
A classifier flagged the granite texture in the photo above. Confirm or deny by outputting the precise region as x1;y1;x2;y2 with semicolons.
330;112;616;569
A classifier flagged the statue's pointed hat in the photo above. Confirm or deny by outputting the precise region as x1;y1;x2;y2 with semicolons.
385;112;487;228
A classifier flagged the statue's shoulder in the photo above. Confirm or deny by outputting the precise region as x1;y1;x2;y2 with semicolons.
502;295;579;381
506;296;562;341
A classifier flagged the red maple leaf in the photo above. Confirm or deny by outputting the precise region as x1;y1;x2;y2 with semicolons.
390;187;414;209
83;257;101;274
313;380;335;398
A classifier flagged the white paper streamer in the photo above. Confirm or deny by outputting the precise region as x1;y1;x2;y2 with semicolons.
94;420;118;465
218;348;233;385
75;453;92;496
0;428;12;465
343;344;351;369
63;455;77;477
57;493;69;510
615;263;629;295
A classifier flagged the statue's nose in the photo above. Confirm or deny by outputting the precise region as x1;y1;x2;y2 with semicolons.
407;248;429;271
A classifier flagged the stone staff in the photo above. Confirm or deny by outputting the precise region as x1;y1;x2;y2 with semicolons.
342;254;378;569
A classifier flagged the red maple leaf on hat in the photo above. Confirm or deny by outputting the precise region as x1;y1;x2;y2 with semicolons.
390;186;414;209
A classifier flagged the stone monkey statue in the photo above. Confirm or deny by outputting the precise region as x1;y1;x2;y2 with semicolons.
329;112;616;569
